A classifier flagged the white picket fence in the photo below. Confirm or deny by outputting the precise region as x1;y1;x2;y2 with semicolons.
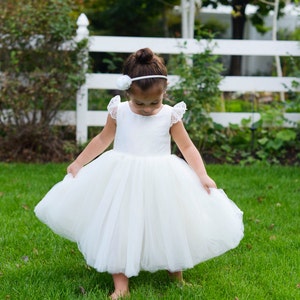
57;14;300;143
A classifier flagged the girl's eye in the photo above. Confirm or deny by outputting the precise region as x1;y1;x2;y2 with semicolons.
134;101;159;106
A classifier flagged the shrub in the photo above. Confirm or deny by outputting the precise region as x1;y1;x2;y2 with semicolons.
167;30;299;165
168;35;224;152
0;0;87;162
204;104;300;166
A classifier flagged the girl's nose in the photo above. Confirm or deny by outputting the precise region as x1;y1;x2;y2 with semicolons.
143;107;152;113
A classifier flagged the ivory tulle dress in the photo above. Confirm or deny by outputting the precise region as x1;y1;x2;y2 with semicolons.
34;95;244;277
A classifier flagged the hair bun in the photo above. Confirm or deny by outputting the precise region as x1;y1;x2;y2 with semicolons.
135;48;153;64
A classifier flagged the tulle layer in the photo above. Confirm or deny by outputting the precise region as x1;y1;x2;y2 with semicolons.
35;150;244;277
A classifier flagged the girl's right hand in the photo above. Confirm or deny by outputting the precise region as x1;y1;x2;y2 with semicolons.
67;160;82;177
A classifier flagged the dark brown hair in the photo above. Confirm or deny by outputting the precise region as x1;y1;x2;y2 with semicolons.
123;48;167;91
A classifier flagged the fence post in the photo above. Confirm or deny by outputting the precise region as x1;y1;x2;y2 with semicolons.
76;13;89;144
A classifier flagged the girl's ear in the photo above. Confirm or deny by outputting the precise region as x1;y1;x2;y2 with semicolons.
163;85;168;95
125;91;131;99
163;90;169;102
165;81;169;93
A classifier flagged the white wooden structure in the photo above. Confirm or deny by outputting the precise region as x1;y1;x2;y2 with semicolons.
58;14;300;144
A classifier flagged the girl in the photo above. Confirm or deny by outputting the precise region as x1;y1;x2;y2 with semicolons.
35;48;244;299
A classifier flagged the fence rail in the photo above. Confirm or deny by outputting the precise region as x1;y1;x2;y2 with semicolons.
88;36;300;56
2;13;300;144
70;13;300;143
84;73;299;92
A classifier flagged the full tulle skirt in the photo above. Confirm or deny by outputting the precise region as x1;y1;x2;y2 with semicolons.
35;150;244;277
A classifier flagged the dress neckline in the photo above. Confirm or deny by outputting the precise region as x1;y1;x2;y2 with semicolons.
127;101;165;117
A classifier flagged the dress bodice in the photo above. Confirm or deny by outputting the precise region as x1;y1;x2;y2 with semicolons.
108;96;186;156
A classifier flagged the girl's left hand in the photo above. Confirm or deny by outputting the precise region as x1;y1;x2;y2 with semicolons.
199;175;217;194
67;160;82;177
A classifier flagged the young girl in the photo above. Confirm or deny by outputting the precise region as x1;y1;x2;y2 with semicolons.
35;48;244;299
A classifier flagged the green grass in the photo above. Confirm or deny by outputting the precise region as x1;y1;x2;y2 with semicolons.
0;163;299;299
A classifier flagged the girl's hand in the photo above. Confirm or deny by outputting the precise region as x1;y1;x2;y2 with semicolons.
199;174;217;194
67;160;82;177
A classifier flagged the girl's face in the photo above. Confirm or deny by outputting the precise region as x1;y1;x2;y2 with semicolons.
129;85;165;116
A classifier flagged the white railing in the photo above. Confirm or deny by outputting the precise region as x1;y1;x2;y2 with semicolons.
2;14;299;143
44;14;300;143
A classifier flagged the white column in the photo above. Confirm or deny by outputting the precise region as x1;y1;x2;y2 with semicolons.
181;0;195;39
76;13;89;144
181;0;188;38
188;0;195;39
272;0;284;101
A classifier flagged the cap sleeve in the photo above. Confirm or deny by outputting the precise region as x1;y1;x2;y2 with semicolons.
107;95;121;119
171;101;187;125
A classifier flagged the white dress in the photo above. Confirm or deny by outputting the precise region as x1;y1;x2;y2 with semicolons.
35;96;244;278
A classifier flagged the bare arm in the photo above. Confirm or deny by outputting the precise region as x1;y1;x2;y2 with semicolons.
67;114;116;177
170;121;216;193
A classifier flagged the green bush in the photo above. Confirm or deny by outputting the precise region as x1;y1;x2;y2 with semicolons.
205;104;300;166
0;0;87;162
167;34;299;165
168;36;224;151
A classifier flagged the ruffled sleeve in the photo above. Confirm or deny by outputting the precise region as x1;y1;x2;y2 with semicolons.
107;95;121;119
171;101;187;125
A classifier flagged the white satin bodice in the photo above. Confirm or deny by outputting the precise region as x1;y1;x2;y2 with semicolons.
108;96;186;156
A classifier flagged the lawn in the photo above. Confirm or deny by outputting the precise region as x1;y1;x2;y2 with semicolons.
0;163;299;299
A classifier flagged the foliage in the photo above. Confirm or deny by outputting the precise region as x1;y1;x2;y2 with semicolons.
73;0;180;36
1;163;300;299
0;0;87;162
168;31;224;151
161;25;299;166
202;0;286;34
199;18;229;38
250;0;286;34
205;102;300;165
253;105;300;164
201;0;288;75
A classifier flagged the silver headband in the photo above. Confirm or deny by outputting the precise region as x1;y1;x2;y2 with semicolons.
116;75;168;91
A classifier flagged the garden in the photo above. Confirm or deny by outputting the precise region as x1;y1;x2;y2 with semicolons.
0;1;299;165
0;1;300;299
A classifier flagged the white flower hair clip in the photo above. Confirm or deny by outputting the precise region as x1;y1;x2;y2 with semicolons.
116;74;168;90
